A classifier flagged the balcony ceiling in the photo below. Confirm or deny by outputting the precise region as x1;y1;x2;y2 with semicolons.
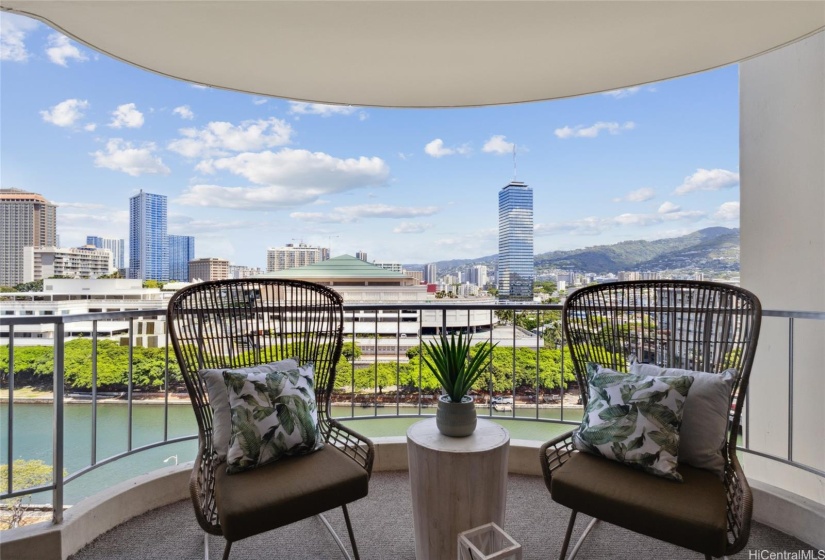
1;1;824;108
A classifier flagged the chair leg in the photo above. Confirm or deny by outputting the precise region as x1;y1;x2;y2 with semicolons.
558;511;599;560
559;510;578;560
221;540;232;560
342;504;361;560
318;511;355;560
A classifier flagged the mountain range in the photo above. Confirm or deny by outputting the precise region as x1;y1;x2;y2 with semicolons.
406;227;740;275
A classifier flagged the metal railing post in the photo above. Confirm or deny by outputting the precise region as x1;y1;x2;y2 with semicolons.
53;323;65;524
7;327;14;494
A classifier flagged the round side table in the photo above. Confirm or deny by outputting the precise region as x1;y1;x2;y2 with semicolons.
407;417;510;560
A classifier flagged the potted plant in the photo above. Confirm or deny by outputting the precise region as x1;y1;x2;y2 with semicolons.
422;331;497;437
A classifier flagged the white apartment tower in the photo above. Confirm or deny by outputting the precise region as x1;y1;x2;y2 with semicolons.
424;263;437;284
469;265;488;288
266;243;330;272
0;189;58;287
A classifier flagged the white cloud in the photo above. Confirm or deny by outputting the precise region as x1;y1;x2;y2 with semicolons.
602;86;641;99
172;105;194;120
288;102;358;117
482;135;515;155
92;139;171;176
40;99;89;128
190;84;209;90
393;222;433;234
84;123;97;132
424;138;471;158
45;33;88;66
612;187;655;203
535;207;705;236
108;103;145;129
252;97;268;105
535;217;613;237
674;168;740;195
554;121;636;139
658;201;681;214
433;229;497;254
1;13;38;62
714;201;740;221
291;205;438;224
168;118;293;159
177;148;390;209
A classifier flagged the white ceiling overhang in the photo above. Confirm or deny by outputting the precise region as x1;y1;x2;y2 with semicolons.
2;1;824;108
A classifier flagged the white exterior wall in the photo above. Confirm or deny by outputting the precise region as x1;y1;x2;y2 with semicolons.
740;32;825;507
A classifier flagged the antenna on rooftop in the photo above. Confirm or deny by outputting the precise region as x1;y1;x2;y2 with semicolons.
513;144;517;182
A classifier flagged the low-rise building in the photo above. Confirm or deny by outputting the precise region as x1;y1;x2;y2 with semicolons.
23;245;114;281
1;278;170;346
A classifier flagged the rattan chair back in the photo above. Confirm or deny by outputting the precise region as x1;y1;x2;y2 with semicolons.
563;280;761;452
166;279;345;534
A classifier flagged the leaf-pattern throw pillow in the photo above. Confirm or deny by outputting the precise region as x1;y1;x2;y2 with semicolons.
224;363;324;474
631;363;735;479
573;369;694;481
199;358;298;463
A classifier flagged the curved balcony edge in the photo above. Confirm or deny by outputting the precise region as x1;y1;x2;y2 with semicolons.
1;437;822;560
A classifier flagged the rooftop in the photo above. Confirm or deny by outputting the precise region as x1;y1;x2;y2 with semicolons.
259;255;416;283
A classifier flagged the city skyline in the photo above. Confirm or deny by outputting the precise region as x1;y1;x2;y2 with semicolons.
1;12;741;268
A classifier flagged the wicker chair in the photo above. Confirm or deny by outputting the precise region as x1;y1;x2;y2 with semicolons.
167;279;374;560
540;280;761;559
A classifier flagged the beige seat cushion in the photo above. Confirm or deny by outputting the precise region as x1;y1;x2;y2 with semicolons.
551;452;727;557
215;445;369;542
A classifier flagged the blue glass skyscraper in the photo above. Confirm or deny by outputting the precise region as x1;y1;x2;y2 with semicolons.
168;234;195;281
498;181;534;300
129;190;168;281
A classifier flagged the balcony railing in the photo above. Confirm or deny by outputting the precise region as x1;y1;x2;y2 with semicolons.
1;303;823;526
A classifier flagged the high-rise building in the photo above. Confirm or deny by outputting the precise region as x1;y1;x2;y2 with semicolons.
405;270;424;283
169;235;195;281
424;263;437;284
0;188;58;286
266;243;330;272
229;265;265;279
129;190;168;281
189;257;229;281
498;181;534;300
356;251;368;262
373;262;403;274
469;265;488;288
86;236;125;270
23;245;114;281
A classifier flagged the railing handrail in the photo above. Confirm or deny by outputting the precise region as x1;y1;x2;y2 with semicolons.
1;302;823;526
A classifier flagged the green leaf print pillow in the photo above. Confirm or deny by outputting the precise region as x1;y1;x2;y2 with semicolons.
573;367;694;481
223;363;324;474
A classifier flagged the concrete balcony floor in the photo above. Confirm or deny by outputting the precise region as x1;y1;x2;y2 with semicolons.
70;471;813;560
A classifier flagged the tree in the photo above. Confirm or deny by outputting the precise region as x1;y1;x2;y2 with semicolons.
341;342;361;361
12;279;43;292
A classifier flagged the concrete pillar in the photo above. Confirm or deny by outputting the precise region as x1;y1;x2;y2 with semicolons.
740;30;825;514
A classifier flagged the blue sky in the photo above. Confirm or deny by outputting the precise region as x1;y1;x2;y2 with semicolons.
1;12;740;268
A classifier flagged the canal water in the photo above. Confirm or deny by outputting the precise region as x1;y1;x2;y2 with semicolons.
1;402;580;505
